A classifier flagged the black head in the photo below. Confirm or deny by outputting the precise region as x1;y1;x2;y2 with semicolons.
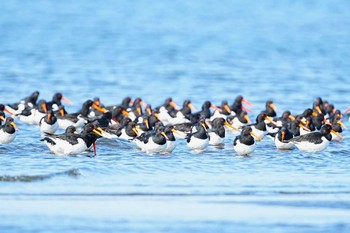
221;100;228;105
302;108;313;118
83;123;96;133
94;97;101;105
103;111;112;120
65;126;77;134
283;110;292;117
183;99;191;106
156;126;165;134
165;97;173;104
37;99;46;105
85;99;93;106
241;126;252;135
257;113;267;122
266;100;273;106
6;117;15;124
165;125;174;131
133;97;142;105
203;101;212;108
32;91;40;96
122;97;132;105
54;92;63;100
235;95;244;102
326;104;334;113
320;124;332;136
315;97;323;105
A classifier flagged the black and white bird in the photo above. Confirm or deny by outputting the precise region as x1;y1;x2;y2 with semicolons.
250;113;275;140
6;91;40;114
0;117;18;144
286;124;338;152
57;99;106;129
330;117;344;142
186;118;209;150
116;120;140;140
273;126;294;150
208;117;237;146
227;111;251;129
134;126;168;154
233;126;260;156
39;110;59;134
262;100;277;117
40;123;103;156
163;125;177;153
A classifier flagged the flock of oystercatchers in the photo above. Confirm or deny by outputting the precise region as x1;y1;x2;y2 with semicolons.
0;91;348;156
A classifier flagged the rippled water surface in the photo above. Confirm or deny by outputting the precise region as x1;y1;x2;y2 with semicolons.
1;1;350;232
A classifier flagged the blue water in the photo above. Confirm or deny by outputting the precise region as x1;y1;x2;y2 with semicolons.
1;0;350;232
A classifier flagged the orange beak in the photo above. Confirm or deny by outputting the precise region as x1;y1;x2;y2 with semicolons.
136;107;142;115
223;104;231;114
93;128;104;137
59;109;65;116
42;103;48;113
269;103;277;111
338;121;347;129
250;131;262;141
210;104;222;112
242;105;252;113
140;101;147;107
299;123;311;132
122;110;130;116
161;131;169;140
242;98;253;107
4;107;14;115
224;121;238;131
145;119;150;129
266;116;278;125
288;115;295;121
10;121;19;130
171;128;183;136
188;103;197;112
244;115;251;123
146;107;152;115
169;101;180;110
92;103;108;113
0;116;5;121
154;113;160;120
323;119;331;125
61;96;73;105
47;113;51;120
315;106;322;114
132;127;139;136
331;130;343;139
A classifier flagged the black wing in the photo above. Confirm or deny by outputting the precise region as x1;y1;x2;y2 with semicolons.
289;132;323;144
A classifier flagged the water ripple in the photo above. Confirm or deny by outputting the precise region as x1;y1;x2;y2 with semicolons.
0;168;81;182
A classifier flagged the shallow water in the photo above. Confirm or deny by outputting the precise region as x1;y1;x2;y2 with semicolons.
1;0;350;232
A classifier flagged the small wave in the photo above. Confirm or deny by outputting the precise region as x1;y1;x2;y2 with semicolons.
0;168;81;182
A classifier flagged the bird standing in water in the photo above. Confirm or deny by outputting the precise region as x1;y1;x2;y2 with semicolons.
0;117;18;144
233;126;261;156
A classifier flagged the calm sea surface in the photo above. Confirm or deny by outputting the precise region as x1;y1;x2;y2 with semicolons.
1;1;350;232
